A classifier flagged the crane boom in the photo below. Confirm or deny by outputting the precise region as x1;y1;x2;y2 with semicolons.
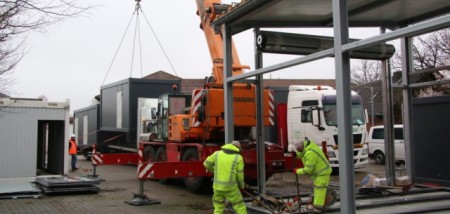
195;0;249;86
135;0;286;193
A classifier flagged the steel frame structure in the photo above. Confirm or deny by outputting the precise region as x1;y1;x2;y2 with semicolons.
213;0;450;213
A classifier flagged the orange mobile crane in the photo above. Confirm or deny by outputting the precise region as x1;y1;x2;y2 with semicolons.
137;0;286;193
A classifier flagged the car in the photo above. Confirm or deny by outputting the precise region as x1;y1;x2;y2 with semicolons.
367;124;405;164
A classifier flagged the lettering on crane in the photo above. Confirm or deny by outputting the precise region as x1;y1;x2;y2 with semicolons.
233;97;255;103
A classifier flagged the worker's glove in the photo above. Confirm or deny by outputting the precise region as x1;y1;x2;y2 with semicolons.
293;168;299;174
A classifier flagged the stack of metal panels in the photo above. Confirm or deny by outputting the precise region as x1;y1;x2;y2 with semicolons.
0;179;41;199
35;176;101;194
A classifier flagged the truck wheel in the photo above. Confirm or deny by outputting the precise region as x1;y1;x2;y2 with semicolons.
373;151;385;164
155;147;172;184
84;149;91;161
144;146;156;162
182;148;212;193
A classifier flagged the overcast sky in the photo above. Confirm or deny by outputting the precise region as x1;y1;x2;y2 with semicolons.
11;0;382;114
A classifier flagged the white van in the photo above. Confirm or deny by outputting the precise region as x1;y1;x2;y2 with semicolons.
367;125;405;164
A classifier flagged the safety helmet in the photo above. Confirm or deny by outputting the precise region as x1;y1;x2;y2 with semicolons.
71;134;76;138
231;141;241;150
297;140;305;152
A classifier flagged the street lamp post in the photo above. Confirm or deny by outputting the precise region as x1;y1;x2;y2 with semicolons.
364;86;375;128
370;87;374;128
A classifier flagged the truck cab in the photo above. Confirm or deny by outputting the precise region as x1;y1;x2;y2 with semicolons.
287;85;369;169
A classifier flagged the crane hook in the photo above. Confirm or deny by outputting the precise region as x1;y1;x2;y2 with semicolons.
135;0;141;13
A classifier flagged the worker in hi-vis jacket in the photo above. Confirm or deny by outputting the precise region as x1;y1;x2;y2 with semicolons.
68;134;79;172
293;139;332;214
203;140;247;214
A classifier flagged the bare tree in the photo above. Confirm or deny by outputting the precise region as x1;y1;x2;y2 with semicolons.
353;29;450;97
392;29;450;97
0;0;90;95
351;59;382;84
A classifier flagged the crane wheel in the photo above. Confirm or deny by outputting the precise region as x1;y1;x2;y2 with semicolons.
182;148;212;193
156;147;172;184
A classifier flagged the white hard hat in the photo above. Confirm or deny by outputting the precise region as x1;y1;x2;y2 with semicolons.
71;134;76;138
294;140;305;152
231;141;241;150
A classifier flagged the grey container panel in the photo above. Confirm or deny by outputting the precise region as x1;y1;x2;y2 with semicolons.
0;105;67;178
412;95;450;187
73;104;100;147
99;78;180;149
101;80;129;130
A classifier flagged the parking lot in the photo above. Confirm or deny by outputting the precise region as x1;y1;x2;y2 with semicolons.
0;156;386;214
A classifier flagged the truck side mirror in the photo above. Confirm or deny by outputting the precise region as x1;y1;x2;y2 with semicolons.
151;107;156;119
312;109;325;130
312;109;320;126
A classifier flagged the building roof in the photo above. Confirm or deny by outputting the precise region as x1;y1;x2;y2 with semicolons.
144;70;336;94
0;92;9;98
143;70;181;80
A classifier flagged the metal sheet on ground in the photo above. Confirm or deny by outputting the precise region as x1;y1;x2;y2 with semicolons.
35;176;101;187
35;176;101;194
40;186;100;194
0;178;42;199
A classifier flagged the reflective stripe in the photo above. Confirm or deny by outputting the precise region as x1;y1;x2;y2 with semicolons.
229;199;245;205
227;154;239;183
309;148;331;176
213;152;219;175
213;198;225;204
214;180;237;186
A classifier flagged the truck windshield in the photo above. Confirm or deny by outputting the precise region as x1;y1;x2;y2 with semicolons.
323;97;365;126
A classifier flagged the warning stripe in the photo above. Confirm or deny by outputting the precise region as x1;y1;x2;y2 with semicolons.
269;90;275;126
137;145;153;179
138;145;144;163
92;153;103;165
191;89;203;127
138;163;154;179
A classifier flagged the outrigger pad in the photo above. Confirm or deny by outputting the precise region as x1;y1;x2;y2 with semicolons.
125;193;161;206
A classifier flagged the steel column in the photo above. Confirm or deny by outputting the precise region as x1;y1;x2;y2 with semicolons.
400;37;415;182
223;25;234;145
381;52;396;186
333;0;356;213
378;27;396;186
254;28;266;194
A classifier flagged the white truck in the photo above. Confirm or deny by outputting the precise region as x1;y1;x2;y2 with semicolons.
367;124;405;165
286;85;369;169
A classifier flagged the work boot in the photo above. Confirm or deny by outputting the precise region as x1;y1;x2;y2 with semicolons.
313;205;324;213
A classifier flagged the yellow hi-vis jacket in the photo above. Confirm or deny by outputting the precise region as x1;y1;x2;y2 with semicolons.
203;144;245;191
294;140;332;177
